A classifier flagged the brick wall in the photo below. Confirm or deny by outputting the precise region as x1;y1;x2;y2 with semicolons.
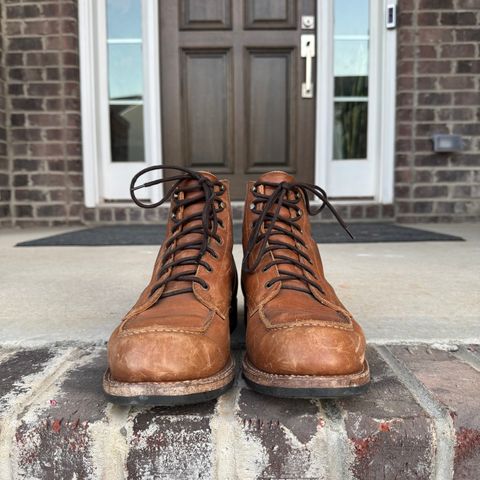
3;0;83;227
0;3;10;225
395;0;480;222
0;0;479;226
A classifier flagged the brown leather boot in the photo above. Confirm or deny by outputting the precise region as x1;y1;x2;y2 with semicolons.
104;166;237;405
241;171;370;398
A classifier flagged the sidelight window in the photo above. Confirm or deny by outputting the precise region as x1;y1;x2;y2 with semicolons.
333;0;370;160
106;0;145;163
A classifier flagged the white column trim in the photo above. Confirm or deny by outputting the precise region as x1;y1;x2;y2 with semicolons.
378;0;397;204
142;0;164;203
78;0;100;207
314;0;333;190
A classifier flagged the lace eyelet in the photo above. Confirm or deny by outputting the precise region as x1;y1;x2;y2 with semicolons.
262;265;269;272
202;283;210;290
251;185;257;193
297;209;303;218
218;201;225;210
171;212;177;220
249;203;255;211
173;191;180;200
219;183;225;192
265;281;273;289
295;191;301;200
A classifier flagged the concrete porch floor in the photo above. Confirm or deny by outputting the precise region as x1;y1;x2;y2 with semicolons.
0;223;478;346
0;223;479;479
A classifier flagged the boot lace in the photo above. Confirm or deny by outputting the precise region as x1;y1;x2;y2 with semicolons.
130;165;226;298
242;181;353;295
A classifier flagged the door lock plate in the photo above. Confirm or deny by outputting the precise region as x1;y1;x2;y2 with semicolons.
301;15;315;30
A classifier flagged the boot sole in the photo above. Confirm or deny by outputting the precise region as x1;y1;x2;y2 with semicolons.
103;357;235;406
242;355;370;399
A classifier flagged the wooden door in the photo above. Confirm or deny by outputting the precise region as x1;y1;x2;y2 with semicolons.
159;0;316;199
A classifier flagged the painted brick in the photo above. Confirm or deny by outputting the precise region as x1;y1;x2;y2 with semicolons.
0;348;57;411
13;347;108;480
339;347;435;480
126;401;216;479
391;346;480;479
235;386;326;478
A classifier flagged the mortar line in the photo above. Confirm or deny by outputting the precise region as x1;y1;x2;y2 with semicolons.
210;386;239;480
375;345;455;480
454;346;480;372
211;349;244;480
320;400;353;480
97;403;131;480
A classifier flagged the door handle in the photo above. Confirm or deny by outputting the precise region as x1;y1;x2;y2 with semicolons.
301;34;315;98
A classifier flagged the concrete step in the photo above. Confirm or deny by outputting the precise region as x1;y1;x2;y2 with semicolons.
0;344;479;479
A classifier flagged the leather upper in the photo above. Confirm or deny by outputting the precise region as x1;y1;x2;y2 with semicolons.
108;172;236;383
242;171;366;376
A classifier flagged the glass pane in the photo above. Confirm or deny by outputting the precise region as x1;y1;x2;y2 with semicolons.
110;104;145;162
335;76;368;97
334;0;369;36
107;0;142;39
333;102;368;160
334;40;368;96
108;44;143;101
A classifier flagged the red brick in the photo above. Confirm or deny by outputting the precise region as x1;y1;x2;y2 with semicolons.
440;12;477;25
341;347;435;479
439;76;475;89
391;346;480;479
419;0;453;7
441;44;476;58
414;185;449;198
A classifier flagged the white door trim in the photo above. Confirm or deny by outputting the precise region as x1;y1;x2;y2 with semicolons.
315;0;397;203
78;0;100;207
79;0;163;206
80;0;396;206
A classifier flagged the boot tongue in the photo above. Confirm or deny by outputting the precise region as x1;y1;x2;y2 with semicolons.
256;171;307;293
257;170;295;185
162;171;219;297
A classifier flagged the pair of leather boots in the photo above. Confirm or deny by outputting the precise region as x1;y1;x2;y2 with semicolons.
103;166;370;405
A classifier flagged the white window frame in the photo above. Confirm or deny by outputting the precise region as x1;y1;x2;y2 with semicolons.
315;0;397;203
79;0;162;207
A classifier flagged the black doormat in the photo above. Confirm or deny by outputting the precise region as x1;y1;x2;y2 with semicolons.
16;223;463;247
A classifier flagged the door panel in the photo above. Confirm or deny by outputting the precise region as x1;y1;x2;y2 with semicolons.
244;0;297;29
160;0;315;199
179;0;232;30
180;49;233;170
246;49;295;172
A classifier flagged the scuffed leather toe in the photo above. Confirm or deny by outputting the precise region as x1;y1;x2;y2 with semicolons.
108;325;229;383
246;313;366;376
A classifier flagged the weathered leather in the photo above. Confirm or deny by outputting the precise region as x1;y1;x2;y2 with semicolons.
108;172;236;383
242;171;367;376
